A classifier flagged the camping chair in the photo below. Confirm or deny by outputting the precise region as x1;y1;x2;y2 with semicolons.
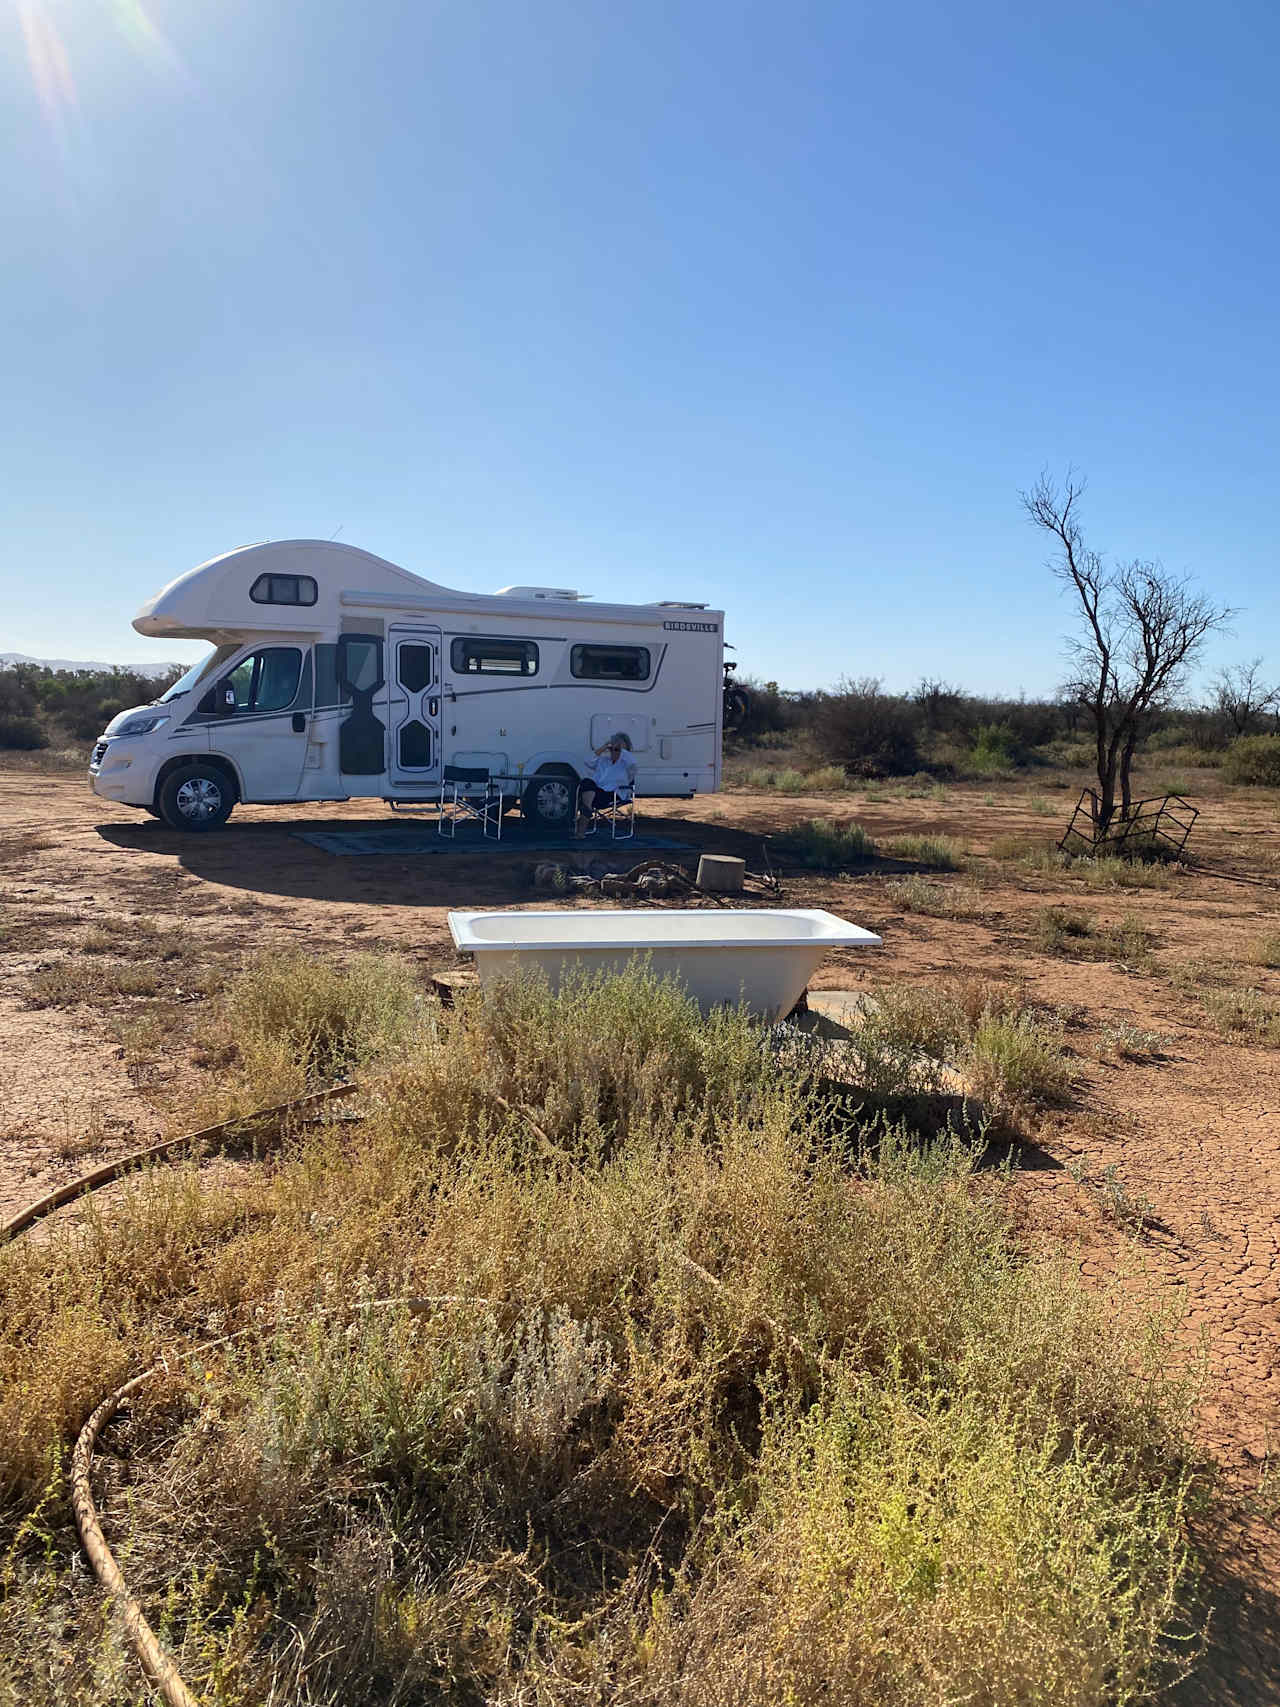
438;764;504;840
577;782;636;842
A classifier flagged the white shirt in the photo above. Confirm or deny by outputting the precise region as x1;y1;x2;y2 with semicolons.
588;750;637;794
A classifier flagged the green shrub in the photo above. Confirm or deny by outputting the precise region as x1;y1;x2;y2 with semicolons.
966;1009;1073;1118
1222;735;1280;786
771;817;877;868
968;722;1021;773
0;715;48;751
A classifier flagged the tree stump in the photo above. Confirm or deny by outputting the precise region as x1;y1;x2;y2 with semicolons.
696;855;746;894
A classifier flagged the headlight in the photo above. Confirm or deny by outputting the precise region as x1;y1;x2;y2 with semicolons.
113;714;170;738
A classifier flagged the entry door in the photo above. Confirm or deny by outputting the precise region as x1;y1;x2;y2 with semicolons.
387;625;443;788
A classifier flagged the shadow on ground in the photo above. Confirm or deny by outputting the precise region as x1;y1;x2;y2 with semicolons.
94;811;764;908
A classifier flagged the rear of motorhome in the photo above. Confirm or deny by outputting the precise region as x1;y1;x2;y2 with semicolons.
88;540;724;831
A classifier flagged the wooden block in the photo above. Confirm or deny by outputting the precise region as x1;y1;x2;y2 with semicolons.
696;854;746;893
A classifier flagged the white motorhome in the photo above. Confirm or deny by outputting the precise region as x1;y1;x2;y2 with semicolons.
88;540;724;832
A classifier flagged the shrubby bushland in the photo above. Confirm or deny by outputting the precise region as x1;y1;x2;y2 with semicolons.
0;663;181;750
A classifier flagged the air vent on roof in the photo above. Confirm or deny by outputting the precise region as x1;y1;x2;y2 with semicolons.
656;601;708;609
496;585;586;601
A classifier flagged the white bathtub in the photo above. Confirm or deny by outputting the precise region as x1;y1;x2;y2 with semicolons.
447;908;882;1020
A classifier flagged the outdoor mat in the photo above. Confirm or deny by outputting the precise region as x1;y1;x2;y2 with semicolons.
293;827;696;857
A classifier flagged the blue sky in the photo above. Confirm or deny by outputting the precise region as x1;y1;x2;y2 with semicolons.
2;0;1276;693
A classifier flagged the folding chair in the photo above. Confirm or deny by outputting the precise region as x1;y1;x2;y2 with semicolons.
577;784;636;842
438;764;504;840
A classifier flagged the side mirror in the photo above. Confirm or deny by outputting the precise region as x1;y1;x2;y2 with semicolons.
200;680;237;715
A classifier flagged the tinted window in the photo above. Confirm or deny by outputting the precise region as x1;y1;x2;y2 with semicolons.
250;573;318;606
398;643;433;693
256;649;303;711
450;637;538;676
339;637;382;695
570;644;650;682
218;649;302;714
225;656;256;710
399;720;432;768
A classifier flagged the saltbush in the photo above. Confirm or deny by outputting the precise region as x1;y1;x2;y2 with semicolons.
1221;735;1280;786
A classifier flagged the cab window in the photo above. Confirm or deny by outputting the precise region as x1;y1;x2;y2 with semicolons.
209;648;302;715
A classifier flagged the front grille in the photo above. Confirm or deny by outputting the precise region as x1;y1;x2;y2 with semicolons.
91;740;108;767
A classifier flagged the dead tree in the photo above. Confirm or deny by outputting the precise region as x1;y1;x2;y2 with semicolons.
1213;658;1278;736
1022;472;1232;834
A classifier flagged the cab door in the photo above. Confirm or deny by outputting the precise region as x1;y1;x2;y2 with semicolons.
206;645;309;800
386;625;442;790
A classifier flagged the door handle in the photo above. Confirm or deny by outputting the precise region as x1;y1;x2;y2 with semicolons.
428;697;439;717
292;713;306;734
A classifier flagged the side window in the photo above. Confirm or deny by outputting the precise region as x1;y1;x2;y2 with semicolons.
570;644;650;682
255;649;303;712
225;657;256;710
250;573;318;606
214;649;302;714
338;637;383;698
449;637;538;676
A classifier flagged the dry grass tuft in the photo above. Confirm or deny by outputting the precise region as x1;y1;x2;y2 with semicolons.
1245;930;1280;970
884;874;985;919
771;818;877;868
882;833;966;870
1033;907;1157;965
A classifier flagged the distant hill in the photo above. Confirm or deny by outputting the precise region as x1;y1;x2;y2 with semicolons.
1;652;181;673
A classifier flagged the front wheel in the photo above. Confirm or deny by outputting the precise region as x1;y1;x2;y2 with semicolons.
157;763;236;832
522;770;577;830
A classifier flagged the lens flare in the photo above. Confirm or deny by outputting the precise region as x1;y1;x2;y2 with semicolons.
105;0;186;82
16;0;77;148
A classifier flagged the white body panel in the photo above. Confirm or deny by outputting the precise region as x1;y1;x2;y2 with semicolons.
88;541;724;817
448;908;883;1021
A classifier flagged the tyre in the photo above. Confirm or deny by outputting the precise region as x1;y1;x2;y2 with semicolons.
723;685;750;734
522;769;576;830
157;763;236;831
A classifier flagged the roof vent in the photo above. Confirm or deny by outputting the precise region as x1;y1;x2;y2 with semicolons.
656;600;708;610
496;585;586;601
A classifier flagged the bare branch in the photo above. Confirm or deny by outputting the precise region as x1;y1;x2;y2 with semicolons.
1022;472;1232;830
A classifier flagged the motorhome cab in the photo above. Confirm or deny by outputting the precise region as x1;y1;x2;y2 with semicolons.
89;540;724;831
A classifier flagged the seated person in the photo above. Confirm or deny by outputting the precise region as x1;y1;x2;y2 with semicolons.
577;732;637;831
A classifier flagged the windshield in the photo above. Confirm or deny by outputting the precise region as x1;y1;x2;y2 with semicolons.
159;645;238;703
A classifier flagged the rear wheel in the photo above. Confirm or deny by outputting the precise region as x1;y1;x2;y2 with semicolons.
522;769;577;830
158;763;236;832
